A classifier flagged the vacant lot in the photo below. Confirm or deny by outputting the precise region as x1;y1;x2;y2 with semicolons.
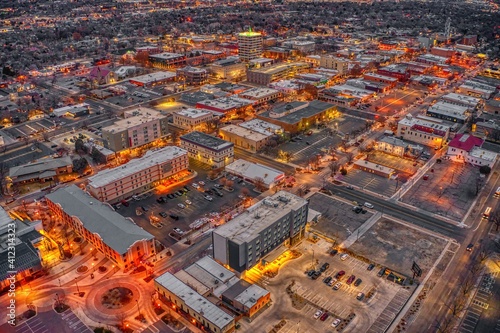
401;160;480;221
307;192;373;242
348;217;448;277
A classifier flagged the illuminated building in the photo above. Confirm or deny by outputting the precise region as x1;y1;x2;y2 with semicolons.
180;131;234;169
173;108;218;131
319;56;349;74
8;156;73;186
237;29;263;62
149;52;186;69
397;114;450;148
447;134;497;167
246;62;310;85
46;185;155;270
176;66;208;86
209;56;246;80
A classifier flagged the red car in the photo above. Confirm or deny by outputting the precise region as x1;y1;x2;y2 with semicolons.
335;270;345;280
121;200;129;207
320;312;329;321
346;275;356;285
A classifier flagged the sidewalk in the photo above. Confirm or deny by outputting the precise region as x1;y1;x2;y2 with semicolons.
339;211;382;249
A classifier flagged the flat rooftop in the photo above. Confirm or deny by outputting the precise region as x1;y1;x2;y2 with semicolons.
239;87;279;99
441;93;481;106
354;159;395;174
149;52;185;60
214;191;307;245
155;273;234;330
248;62;309;75
428;101;469;116
469;147;497;162
220;124;269;141
225;159;284;187
103;108;165;133
399;115;450;136
129;71;176;84
174;108;213;119
259;100;335;125
239;119;282;136
197;97;253;111
87;147;187;188
364;72;398;82
181;131;233;151
46;185;154;254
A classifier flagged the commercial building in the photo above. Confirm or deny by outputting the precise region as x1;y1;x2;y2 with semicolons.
440;93;481;109
173;108;216;131
213;191;308;275
52;103;90;117
8;156;73;185
225;159;285;189
447;134;497;167
426;101;470;124
256;100;336;134
46;185;155;270
319;56;349;75
101;107;168;152
363;73;398;87
374;136;408;157
128;71;176;87
458;81;496;99
353;160;396;178
246;62;310;85
180;131;234;168
176;66;209;86
418;52;450;64
237;87;281;106
196;96;253;114
238;30;263;62
377;64;410;81
0;207;43;291
86;147;188;203
210;57;247;80
238;119;283;136
219;125;270;153
149;52;186;69
397;114;450;148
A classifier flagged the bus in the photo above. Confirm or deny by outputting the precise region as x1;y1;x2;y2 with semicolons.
483;207;492;219
494;187;500;198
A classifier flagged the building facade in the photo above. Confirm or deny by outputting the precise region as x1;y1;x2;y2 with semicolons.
101;107;168;152
213;191;308;275
176;66;209;86
46;185;155;270
180;131;234;168
173;108;215;131
319;56;349;74
8;156;73;185
87;147;188;203
149;52;186;69
246;62;310;85
210;57;247;80
397;115;450;148
238;30;263;62
219;125;270;153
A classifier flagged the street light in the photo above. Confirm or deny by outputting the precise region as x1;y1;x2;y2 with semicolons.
74;278;80;294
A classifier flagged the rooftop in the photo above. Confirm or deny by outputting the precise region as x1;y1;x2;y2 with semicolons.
46;185;154;254
87;147;187;188
239;119;282;136
102;108;165;133
354;159;395;175
238;87;280;100
9;156;73;179
238;31;262;37
174;108;213;119
225;159;284;187
248;62;309;75
440;93;481;107
155;273;234;330
214;191;307;245
220;125;269;141
469;147;497;162
181;131;233;151
378;136;408;148
197;96;253;111
448;133;484;152
149;52;185;60
129;71;176;84
427;101;469;120
399;114;450;136
259;100;335;125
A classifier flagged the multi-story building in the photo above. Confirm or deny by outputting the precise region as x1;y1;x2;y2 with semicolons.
237;87;281;106
195;96;253;115
238;30;263;62
176;66;208;86
180;131;234;168
363;73;398;87
447;133;497;167
426;101;470;124
8;156;73;185
213;191;308;276
149;52;186;69
246;62;310;85
173;108;216;131
238;119;283;135
219;125;270;153
209;57;247;80
440;93;481;109
86;147;188;203
128;71;176;87
377;64;410;81
319;56;349;74
256;100;337;134
101;107;168;152
458;81;496;99
397;114;450;148
46;185;155;270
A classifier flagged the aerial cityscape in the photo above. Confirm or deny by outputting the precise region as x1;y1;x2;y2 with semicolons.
1;0;500;332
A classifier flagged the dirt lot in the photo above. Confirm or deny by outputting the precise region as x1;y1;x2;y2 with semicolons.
367;150;422;176
401;159;480;221
348;217;448;277
307;193;373;242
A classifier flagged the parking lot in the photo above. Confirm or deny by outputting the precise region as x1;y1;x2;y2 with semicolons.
401;159;480;221
117;170;258;247
245;238;414;333
367;150;422;176
307;192;374;242
336;168;398;198
11;309;92;333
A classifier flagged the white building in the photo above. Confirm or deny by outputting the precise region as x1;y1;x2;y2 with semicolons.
173;108;217;131
458;81;496;99
397;114;450;148
426;101;470;124
446;133;496;167
87;146;188;203
238;87;281;106
225;159;285;189
440;93;481;109
239;119;283;136
180;131;234;168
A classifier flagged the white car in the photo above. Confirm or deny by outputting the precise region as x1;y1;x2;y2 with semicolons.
204;195;213;201
333;282;342;290
328;278;337;287
178;203;186;209
331;319;341;327
364;202;374;209
191;183;200;189
185;200;192;205
340;254;349;261
198;181;205;186
313;310;323;319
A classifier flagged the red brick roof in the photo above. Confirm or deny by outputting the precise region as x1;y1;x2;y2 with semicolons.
448;133;484;152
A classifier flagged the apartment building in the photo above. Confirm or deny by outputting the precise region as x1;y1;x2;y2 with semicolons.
46;185;155;270
213;191;308;276
149;52;186;69
319;56;349;74
238;30;263;62
101;107;168;152
397;114;450;148
176;66;209;86
246;62;310;85
180;131;234;168
173;108;216;131
86;147;188;203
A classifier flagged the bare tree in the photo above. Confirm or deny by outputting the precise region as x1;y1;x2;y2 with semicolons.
241;187;250;197
225;180;234;189
435;316;455;333
328;161;340;176
460;275;476;297
445;298;466;317
346;152;354;164
254;177;266;192
489;210;500;231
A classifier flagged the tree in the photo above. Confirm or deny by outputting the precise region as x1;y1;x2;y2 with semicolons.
254;177;266;192
346;152;354;164
72;158;88;173
434;316;455;333
479;165;491;175
241;187;250;197
340;168;347;176
328;161;340;176
490;210;500;231
91;147;106;165
225;180;234;189
74;139;86;154
208;170;217;180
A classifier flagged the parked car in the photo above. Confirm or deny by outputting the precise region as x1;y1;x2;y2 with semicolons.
354;278;362;287
340;254;349;261
328;278;337;287
169;214;179;220
157;197;165;203
204;195;213;201
178;203;186;209
320;262;330;272
335;271;345;279
329;249;338;256
141;206;148;212
185;200;192;205
324;276;332;284
173;227;183;234
367;264;375;271
204;189;214;195
320;312;329;321
333;282;342;290
313;310;323;319
192;183;200;189
121;200;129;207
378;267;387;277
198;181;205;186
311;271;321;280
467;243;474;252
364;202;374;209
167;194;175;199
356;292;365;301
159;212;168;218
346;185;354;190
346;275;356;285
331;319;341;327
183;186;191;192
